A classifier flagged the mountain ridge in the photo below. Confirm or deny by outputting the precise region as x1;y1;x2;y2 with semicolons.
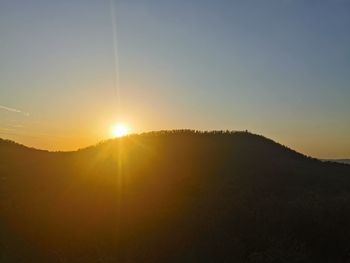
2;130;348;164
0;130;314;158
1;130;350;262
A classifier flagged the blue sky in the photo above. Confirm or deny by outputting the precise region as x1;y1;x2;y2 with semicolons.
0;0;349;157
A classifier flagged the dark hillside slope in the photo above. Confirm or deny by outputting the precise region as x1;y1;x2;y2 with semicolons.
1;131;350;263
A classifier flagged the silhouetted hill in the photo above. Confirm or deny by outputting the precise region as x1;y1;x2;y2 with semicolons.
1;131;350;263
323;159;350;165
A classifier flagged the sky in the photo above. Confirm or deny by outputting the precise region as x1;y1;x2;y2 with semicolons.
0;0;349;158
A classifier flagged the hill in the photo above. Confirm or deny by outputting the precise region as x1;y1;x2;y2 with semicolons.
323;159;350;165
1;130;350;263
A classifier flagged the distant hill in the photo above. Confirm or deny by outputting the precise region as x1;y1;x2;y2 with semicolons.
1;130;350;263
323;159;350;165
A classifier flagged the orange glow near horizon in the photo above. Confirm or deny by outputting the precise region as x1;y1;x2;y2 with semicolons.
111;123;130;138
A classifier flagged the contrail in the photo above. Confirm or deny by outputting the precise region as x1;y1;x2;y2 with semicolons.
110;0;121;118
0;105;29;116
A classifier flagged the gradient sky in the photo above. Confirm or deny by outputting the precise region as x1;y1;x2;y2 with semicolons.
0;0;349;158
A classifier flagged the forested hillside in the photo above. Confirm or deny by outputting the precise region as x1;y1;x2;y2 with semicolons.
1;131;350;262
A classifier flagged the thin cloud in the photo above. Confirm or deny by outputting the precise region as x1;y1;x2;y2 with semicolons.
0;105;29;116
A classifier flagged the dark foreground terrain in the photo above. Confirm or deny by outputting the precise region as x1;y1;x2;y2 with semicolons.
1;130;350;262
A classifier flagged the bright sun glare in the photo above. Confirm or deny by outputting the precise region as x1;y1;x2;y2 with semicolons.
111;123;130;138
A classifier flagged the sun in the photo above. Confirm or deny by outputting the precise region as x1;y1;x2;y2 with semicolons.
111;123;130;138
